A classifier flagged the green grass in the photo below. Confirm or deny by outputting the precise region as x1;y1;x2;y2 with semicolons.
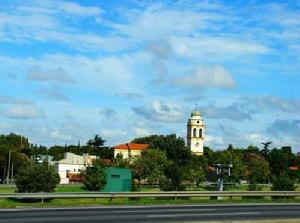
55;184;84;192
1;184;300;208
0;187;15;193
1;196;300;208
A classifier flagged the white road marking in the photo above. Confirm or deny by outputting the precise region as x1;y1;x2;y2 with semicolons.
111;208;216;213
146;212;262;218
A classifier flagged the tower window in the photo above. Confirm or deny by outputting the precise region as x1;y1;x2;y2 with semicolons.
193;128;197;137
199;129;202;138
197;121;200;123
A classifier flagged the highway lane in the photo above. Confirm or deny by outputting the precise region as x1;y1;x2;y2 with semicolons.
0;204;300;223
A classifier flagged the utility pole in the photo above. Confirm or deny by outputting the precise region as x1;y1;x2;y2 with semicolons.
6;150;11;184
11;162;13;184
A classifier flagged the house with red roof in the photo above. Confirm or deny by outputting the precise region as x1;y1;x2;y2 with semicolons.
113;143;149;158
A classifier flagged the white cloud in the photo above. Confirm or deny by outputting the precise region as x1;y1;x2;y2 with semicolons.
111;7;218;40
205;134;225;147
131;122;154;138
58;2;102;17
1;105;44;119
0;94;33;105
173;65;235;89
99;129;127;139
27;67;75;84
132;100;184;123
18;1;102;17
200;103;252;121
170;36;269;59
255;95;300;113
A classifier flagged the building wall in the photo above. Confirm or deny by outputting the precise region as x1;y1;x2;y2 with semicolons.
54;163;85;184
114;149;142;158
53;152;96;184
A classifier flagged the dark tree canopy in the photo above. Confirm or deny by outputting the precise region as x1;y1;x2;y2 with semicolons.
87;134;105;148
132;134;190;165
15;162;60;192
82;159;106;191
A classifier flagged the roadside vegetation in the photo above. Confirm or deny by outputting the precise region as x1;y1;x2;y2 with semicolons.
0;132;300;208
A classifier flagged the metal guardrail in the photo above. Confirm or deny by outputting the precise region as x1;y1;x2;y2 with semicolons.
0;191;300;199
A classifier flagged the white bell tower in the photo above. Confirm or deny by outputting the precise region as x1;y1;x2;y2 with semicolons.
187;109;205;155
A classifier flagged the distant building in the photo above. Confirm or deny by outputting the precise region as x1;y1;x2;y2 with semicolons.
113;143;149;158
53;152;96;184
187;109;205;155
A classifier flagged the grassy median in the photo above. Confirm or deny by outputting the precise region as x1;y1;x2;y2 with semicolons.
0;184;300;208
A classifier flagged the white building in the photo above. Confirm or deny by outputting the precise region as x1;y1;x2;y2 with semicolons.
53;152;96;184
187;109;205;155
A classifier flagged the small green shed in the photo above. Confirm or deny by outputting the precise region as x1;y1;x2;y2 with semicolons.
102;167;132;192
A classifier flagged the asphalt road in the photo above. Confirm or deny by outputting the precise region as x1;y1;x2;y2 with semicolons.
0;204;300;223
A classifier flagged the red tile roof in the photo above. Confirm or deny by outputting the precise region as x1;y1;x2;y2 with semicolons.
113;143;149;151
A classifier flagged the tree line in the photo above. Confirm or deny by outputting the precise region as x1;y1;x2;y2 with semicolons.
0;133;113;183
0;132;300;192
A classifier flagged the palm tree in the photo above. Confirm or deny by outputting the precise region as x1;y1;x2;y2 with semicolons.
87;135;105;148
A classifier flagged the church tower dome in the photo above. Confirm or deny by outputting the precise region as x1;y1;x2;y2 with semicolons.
187;108;205;155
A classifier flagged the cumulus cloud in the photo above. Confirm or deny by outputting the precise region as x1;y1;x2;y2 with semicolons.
38;86;70;101
0;94;33;105
200;103;252;121
255;95;300;113
1;105;44;119
27;67;75;84
147;40;173;59
131;122;155;138
100;108;117;120
132;100;184;123
170;36;269;59
265;119;300;138
173;65;235;89
100;129;127;139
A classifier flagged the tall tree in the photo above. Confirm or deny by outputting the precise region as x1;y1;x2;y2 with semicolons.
260;141;272;160
246;153;270;190
132;134;190;165
269;147;296;191
87;134;105;148
132;149;170;185
82;159;106;191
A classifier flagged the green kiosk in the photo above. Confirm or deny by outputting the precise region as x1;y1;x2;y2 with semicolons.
102;167;132;192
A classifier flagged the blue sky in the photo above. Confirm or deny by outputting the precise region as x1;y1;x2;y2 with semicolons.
0;0;299;151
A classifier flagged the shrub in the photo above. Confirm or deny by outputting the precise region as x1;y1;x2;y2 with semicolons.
15;163;60;193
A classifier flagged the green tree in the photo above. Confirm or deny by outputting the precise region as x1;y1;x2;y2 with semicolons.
132;134;191;191
15;162;59;192
82;159;106;191
246;153;270;190
269;147;296;191
48;145;67;161
87;134;105;148
0;133;31;182
272;173;295;191
260;141;272;161
132;134;190;165
113;153;131;168
132;149;170;185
